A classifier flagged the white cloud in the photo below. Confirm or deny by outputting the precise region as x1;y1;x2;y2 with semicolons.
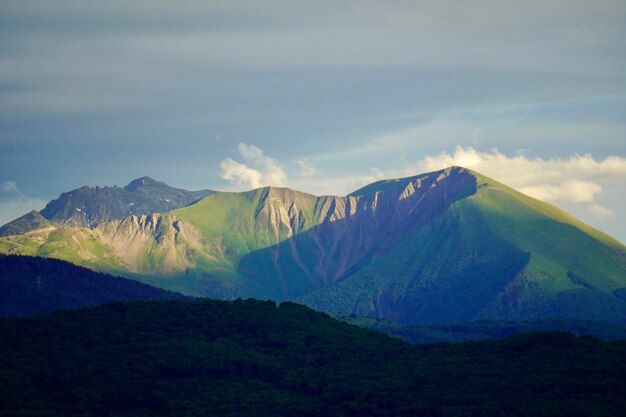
517;180;601;203
410;145;626;203
221;144;626;212
219;158;263;188
297;159;316;178
589;204;615;219
2;181;17;192
219;143;288;189
237;143;265;164
217;144;625;231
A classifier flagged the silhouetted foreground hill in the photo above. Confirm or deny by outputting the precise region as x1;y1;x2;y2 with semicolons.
1;299;625;416
0;255;187;316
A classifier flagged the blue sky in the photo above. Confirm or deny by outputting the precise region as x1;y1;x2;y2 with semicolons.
1;0;625;242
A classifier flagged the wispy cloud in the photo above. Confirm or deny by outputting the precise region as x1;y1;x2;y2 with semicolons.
219;143;288;189
2;181;17;192
297;159;316;178
589;204;615;219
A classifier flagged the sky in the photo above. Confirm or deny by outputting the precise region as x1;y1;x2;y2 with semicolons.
1;0;625;242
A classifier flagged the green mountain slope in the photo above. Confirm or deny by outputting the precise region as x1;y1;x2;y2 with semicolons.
301;171;626;323
2;299;626;417
0;167;624;324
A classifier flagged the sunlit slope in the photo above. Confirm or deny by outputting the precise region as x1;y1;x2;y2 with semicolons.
174;187;319;256
300;172;626;324
170;187;322;297
0;187;327;298
0;227;123;271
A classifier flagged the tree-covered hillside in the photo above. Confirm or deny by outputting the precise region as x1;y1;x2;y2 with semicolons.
1;299;625;416
0;255;187;316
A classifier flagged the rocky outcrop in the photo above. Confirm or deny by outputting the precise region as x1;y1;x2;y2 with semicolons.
40;177;214;228
95;213;206;275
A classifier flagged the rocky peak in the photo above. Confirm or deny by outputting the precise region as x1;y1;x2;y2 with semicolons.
123;176;163;192
0;210;52;237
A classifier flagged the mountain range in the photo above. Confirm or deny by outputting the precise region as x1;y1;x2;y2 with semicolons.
1;166;625;325
0;176;213;236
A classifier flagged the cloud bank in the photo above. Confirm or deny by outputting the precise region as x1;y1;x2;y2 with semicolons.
408;146;626;218
219;144;624;223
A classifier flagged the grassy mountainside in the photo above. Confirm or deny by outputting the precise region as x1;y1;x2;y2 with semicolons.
0;254;187;317
1;299;625;417
0;167;624;324
301;171;626;323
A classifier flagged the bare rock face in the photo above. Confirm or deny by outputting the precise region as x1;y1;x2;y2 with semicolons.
95;213;204;275
251;187;311;243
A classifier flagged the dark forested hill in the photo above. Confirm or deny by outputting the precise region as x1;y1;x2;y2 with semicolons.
345;316;626;343
0;255;188;316
1;299;625;417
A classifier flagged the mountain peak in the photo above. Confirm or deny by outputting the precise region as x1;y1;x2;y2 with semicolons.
0;177;215;231
350;166;476;197
123;176;164;191
0;210;51;237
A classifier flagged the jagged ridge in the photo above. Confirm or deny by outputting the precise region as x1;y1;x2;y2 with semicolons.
0;176;214;236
